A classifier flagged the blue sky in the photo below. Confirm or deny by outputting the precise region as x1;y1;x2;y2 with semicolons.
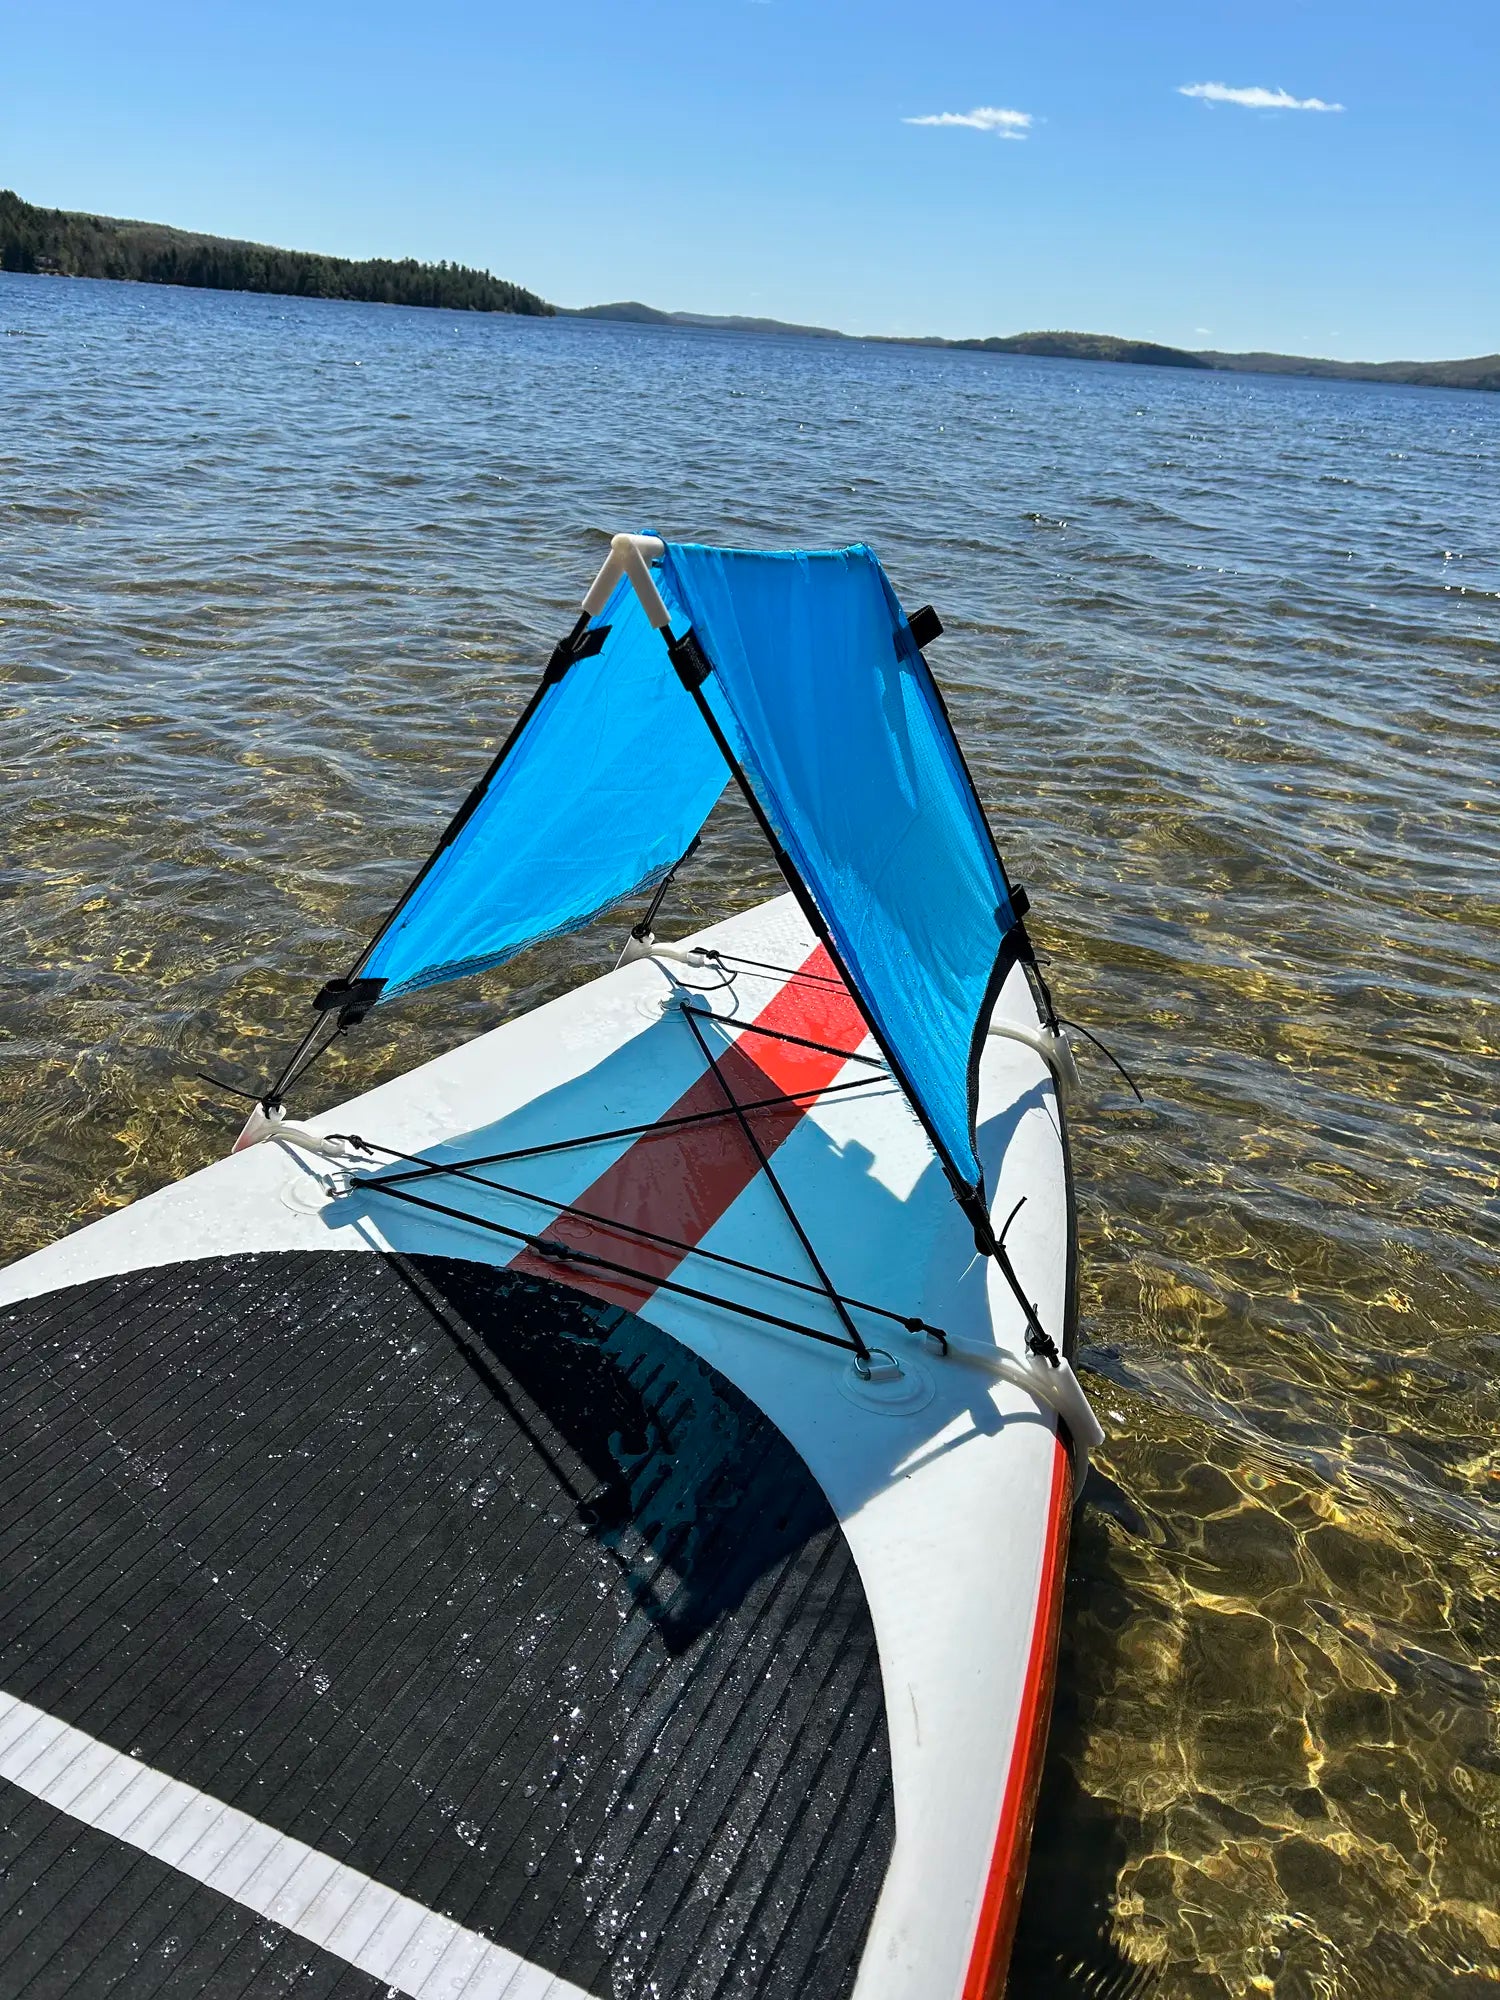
5;0;1495;356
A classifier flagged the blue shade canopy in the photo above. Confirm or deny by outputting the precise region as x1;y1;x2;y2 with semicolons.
661;542;1017;1199
359;571;727;997
352;536;1019;1210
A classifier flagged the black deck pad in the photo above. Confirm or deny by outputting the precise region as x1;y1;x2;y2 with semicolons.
0;1252;895;1999
0;1774;396;2000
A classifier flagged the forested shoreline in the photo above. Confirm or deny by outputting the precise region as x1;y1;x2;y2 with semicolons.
0;190;551;316
5;188;1493;390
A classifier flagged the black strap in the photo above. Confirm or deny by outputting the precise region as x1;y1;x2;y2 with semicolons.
905;603;943;651
312;976;385;1024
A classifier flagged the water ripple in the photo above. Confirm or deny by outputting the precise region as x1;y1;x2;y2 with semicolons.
2;272;1498;1998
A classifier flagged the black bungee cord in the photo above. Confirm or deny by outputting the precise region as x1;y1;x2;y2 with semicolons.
344;1174;871;1360
1057;1017;1145;1101
692;947;849;991
195;1011;349;1116
678;998;874;1369
340;1131;948;1348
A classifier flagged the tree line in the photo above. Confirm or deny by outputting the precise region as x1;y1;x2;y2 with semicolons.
0;190;552;317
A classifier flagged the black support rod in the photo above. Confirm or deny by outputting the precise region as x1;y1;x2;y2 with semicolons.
263;608;605;1098
341;1074;888;1189
347;612;595;985
349;1176;863;1355
347;1139;947;1343
679;998;872;1366
663;621;1064;1360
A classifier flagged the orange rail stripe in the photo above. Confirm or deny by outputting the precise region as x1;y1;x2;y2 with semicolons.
509;942;870;1310
961;1433;1073;1999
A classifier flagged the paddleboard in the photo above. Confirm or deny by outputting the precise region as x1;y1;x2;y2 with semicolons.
0;890;1086;1998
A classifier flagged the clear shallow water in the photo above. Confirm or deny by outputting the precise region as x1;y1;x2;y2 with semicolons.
2;272;1498;1996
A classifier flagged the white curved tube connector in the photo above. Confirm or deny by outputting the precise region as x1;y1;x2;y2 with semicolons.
271;1123;361;1163
230;1102;359;1163
613;534;671;629
581;533;669;625
616;935;708;970
987;1019;1081;1098
942;1335;1105;1491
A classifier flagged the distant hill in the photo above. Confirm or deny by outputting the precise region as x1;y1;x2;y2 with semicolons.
1197;348;1500;392
0;189;551;317
939;330;1209;369
876;327;1493;386
571;301;846;338
575;304;1198;364
575;300;1496;393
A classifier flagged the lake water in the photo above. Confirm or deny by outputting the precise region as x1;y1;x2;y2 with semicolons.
2;272;1497;1997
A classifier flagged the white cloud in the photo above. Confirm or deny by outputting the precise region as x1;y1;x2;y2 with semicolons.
903;106;1033;139
1180;82;1344;112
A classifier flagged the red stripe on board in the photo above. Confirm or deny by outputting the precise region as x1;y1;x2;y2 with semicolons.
961;1435;1073;2000
510;942;870;1311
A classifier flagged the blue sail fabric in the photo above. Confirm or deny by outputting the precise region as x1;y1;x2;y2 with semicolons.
661;542;1016;1198
354;536;1017;1209
360;570;727;997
